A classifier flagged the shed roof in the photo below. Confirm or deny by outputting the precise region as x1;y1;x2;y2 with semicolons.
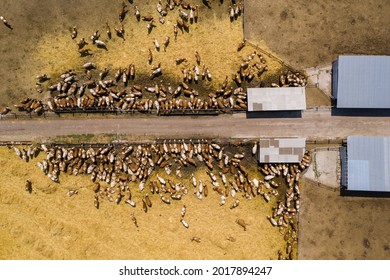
247;87;306;111
335;56;390;108
259;138;306;163
347;136;390;192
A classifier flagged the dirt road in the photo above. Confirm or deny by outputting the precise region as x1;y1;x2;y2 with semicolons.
1;112;390;141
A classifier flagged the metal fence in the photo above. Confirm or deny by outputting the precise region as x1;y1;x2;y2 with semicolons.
0;141;33;146
305;106;332;111
0;137;253;150
306;138;344;146
244;40;297;72
0;107;245;120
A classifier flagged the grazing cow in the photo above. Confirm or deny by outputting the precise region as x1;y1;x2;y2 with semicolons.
237;39;246;51
150;66;162;79
230;199;240;209
94;195;99;209
130;213;139;227
142;15;153;21
1;106;11;115
163;36;170;52
83;62;96;70
76;38;88;49
153;38;160;51
195;51;200;65
252;142;258;155
36;74;49;82
173;23;178;40
134;5;141;21
148;48;153;64
229;6;235;21
142;199;148;213
99;68;109;80
129;64;135;79
159;16;165;24
160;194;170;204
206;68;212;80
176;57;187;65
180;218;189;228
236;218;247;230
145;194;152;207
147;19;156;33
105;22;111;39
156;0;163;13
181;204;186;217
176;18;184;33
115;23;125;40
79;49;92;57
90;30;99;43
0;16;13;30
119;4;128;22
179;9;188;20
25;179;32;193
193;5;199;22
71;26;77;39
189;8;194;23
202;0;212;9
191;237;201;243
67;190;78;197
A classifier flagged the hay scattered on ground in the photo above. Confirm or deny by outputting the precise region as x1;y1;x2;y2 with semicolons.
0;144;288;260
0;0;290;110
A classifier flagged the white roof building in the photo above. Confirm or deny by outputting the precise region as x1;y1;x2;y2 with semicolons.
258;138;306;163
247;87;306;111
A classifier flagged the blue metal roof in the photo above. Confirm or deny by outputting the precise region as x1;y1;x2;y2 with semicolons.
347;136;390;192
335;56;390;108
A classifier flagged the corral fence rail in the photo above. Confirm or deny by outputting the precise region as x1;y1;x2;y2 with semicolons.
0;138;254;150
311;147;341;152
242;0;297;73
0;108;246;120
1;138;346;148
0;141;32;146
244;40;297;72
305;106;332;111
306;138;344;146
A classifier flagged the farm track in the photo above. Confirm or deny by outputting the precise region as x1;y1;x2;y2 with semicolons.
1;111;390;142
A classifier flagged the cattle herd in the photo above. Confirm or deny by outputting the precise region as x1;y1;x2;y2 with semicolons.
0;0;307;116
2;0;311;261
9;139;310;259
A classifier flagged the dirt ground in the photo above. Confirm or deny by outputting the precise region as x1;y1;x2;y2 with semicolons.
0;0;289;110
305;88;331;108
299;178;390;260
300;147;390;259
0;144;290;260
244;0;390;69
304;150;339;188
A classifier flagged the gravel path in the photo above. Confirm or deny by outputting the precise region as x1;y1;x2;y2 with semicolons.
1;112;390;141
